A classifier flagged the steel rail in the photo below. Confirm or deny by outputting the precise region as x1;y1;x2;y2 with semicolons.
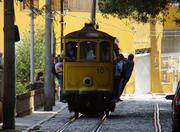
91;114;107;132
91;100;123;132
154;104;162;132
56;114;82;132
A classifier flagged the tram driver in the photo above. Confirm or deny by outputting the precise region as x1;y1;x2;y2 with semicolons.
61;41;77;62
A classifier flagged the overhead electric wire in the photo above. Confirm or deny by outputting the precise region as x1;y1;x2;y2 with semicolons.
19;2;180;37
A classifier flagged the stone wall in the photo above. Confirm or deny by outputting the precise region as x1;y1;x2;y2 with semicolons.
16;88;44;117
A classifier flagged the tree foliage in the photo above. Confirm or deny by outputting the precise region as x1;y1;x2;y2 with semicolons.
98;0;180;23
16;26;45;84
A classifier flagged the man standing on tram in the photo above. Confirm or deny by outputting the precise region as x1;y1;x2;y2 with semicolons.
112;53;134;103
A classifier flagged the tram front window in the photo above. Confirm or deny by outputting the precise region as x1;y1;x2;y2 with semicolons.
65;41;77;62
80;41;97;62
100;41;110;62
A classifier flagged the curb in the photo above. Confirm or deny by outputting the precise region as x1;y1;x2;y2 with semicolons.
23;104;67;132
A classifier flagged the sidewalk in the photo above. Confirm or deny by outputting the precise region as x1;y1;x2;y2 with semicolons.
0;101;67;132
121;93;172;101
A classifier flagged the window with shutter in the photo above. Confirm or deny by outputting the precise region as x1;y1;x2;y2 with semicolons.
52;0;69;11
52;0;61;11
20;0;39;11
68;0;99;12
64;0;69;10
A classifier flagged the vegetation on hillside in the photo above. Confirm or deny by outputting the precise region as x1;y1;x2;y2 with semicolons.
98;0;180;23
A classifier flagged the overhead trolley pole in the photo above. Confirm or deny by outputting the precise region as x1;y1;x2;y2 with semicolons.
3;0;16;129
90;0;96;26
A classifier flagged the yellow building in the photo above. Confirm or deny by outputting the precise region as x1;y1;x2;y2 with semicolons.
0;0;179;94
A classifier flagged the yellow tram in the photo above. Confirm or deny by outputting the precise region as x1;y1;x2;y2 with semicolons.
63;23;116;117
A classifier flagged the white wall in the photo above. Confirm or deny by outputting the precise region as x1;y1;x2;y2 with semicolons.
135;53;151;94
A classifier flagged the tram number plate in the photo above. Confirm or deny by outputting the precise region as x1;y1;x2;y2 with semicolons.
97;67;104;74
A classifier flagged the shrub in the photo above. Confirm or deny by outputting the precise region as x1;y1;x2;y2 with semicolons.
16;25;45;94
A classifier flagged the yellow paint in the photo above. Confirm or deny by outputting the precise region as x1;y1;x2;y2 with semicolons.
133;22;151;50
164;6;180;30
64;62;113;91
0;3;4;54
161;72;173;93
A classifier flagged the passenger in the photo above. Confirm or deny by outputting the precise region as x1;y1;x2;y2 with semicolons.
113;44;120;63
86;44;96;60
34;71;44;82
62;42;77;62
101;48;110;62
116;53;134;102
55;56;66;103
52;57;59;95
0;52;3;69
52;57;59;80
112;54;125;103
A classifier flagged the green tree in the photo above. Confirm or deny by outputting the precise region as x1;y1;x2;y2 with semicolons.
16;26;45;84
98;0;180;23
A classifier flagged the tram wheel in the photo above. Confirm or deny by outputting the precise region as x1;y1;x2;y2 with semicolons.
74;111;79;119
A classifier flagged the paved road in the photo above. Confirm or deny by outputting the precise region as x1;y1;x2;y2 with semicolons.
100;100;172;132
31;99;172;132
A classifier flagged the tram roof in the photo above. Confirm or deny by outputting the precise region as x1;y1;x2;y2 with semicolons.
64;23;115;39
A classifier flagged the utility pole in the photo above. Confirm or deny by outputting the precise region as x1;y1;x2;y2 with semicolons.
30;0;34;84
44;0;53;111
90;0;96;26
60;0;64;52
3;0;15;129
51;24;55;106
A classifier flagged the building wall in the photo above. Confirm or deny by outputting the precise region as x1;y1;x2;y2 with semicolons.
162;6;180;93
164;6;180;30
1;0;178;94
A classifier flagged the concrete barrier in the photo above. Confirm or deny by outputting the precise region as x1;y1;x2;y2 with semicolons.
16;88;44;117
0;81;60;118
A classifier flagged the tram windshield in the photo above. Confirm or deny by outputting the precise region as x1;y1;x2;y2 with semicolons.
100;41;111;62
80;41;96;62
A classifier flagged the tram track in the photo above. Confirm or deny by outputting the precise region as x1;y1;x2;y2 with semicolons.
56;114;82;132
154;104;161;132
55;101;122;132
91;101;123;132
91;114;108;132
56;113;107;132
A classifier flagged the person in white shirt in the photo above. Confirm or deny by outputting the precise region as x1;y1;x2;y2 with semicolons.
55;56;66;103
86;44;96;61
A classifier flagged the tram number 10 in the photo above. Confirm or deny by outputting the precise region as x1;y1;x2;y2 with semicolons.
97;67;104;74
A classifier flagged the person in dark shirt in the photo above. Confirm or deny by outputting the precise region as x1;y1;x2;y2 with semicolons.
112;53;134;103
119;54;134;99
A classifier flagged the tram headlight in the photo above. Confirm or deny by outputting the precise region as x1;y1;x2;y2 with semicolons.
83;77;92;87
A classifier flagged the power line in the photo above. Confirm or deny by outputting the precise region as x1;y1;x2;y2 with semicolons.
19;2;180;37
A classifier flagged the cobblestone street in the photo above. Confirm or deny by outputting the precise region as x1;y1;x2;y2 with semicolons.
31;96;172;132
